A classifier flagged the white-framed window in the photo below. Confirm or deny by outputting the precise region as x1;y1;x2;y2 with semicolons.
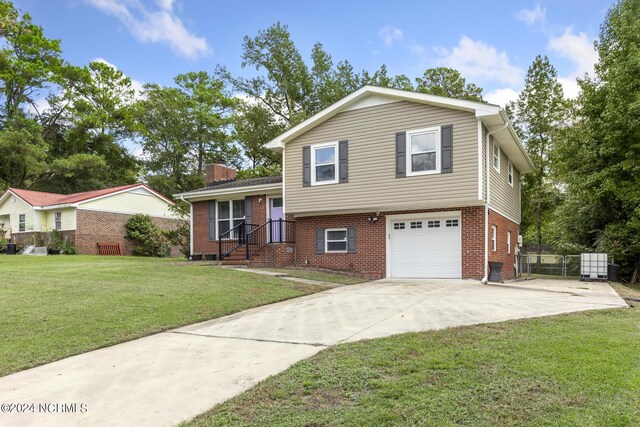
18;214;25;232
427;220;440;228
217;199;245;239
446;219;459;227
407;127;440;176
491;225;497;251
54;212;62;230
507;231;512;254
311;142;338;185
393;222;405;230
410;221;423;229
325;228;347;253
493;143;501;172
507;161;514;186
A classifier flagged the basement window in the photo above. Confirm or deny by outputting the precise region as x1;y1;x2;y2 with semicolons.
325;228;347;253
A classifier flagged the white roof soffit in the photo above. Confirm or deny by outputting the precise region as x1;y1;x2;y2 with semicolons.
174;183;282;201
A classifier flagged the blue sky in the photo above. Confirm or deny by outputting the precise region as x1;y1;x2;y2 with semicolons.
18;0;612;106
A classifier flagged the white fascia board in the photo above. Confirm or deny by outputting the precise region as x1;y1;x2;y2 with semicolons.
174;183;282;201
266;86;501;150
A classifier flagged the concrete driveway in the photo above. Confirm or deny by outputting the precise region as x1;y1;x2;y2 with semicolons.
0;279;626;427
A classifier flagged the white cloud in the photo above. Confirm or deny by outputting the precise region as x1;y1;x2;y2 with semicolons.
485;87;519;107
25;97;50;116
516;4;546;27
435;36;524;86
379;25;403;47
92;57;146;100
85;0;210;59
547;27;597;98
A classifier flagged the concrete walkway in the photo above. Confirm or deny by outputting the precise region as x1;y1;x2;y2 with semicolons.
0;279;626;427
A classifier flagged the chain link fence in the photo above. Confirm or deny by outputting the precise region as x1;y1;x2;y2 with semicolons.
522;253;612;279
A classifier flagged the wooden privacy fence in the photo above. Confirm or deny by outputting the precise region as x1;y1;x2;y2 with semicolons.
97;242;122;256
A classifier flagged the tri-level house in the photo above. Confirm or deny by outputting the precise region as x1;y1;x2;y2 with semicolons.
176;86;533;281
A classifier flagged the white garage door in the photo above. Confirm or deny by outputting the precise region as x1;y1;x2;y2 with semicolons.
388;215;461;278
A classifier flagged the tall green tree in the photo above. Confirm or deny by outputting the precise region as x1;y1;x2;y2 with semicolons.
509;56;569;263
556;0;640;283
0;0;66;189
415;68;484;102
231;102;284;169
137;72;238;197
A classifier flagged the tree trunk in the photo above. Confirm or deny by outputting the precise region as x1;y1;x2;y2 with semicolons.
631;256;640;287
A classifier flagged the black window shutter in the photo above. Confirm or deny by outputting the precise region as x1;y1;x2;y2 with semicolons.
347;226;356;253
302;146;311;187
315;228;325;254
441;124;453;173
208;200;216;241
395;132;406;178
245;196;252;225
339;140;349;183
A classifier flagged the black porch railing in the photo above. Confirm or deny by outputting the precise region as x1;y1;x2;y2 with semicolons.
245;219;295;260
218;222;257;261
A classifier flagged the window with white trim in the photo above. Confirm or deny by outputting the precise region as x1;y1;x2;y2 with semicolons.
217;200;245;239
491;225;497;251
19;214;25;232
410;221;422;229
507;231;512;254
311;142;338;185
407;127;440;175
393;222;405;230
446;219;459;227
54;212;62;230
507;161;514;186
427;220;440;228
325;228;347;253
493;143;501;172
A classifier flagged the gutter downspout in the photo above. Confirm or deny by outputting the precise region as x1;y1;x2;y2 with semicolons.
179;196;194;257
482;123;509;284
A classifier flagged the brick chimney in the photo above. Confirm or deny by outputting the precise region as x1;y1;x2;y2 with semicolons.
205;163;237;186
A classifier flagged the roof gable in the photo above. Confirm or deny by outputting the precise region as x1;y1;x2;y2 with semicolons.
265;85;534;173
0;184;174;208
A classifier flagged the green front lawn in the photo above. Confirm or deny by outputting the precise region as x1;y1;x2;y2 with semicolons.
0;255;323;377
189;288;640;426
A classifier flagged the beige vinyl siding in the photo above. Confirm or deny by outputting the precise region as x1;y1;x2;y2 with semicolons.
284;101;480;214
488;134;521;223
0;195;35;233
44;208;76;230
78;189;178;219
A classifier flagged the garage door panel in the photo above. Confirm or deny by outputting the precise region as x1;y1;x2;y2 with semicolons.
389;216;460;279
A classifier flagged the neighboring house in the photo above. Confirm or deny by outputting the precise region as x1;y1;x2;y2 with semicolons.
0;184;181;254
177;86;533;281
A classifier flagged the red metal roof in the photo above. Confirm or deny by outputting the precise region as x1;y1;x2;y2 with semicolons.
6;184;174;207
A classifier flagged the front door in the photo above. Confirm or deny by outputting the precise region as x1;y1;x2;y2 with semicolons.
269;197;284;242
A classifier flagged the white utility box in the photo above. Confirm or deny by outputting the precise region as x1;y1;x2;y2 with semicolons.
580;253;608;281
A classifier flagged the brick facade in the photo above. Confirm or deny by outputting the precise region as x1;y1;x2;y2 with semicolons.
191;195;269;255
487;208;519;280
294;206;486;280
75;209;183;256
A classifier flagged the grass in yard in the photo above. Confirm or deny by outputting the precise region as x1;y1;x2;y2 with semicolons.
188;294;639;426
261;268;368;285
0;255;324;377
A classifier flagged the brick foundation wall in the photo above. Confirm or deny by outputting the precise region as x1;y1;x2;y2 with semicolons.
191;195;269;255
294;206;486;280
488;208;519;280
75;209;183;256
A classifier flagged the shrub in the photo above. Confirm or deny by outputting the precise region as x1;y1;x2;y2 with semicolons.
125;214;163;257
164;220;190;258
0;223;7;251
